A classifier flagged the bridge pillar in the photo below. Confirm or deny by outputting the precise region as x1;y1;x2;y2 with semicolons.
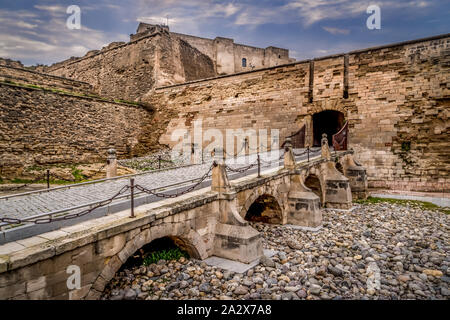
287;172;322;227
320;161;353;210
339;153;368;199
106;148;117;178
211;162;263;264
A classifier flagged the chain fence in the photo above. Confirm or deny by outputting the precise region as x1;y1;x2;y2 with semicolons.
0;147;328;229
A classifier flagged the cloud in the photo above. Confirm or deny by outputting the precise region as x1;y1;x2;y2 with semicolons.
322;26;350;35
0;7;128;65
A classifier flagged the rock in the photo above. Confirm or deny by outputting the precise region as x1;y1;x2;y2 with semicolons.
398;274;411;282
422;269;443;277
440;287;450;296
260;255;275;268
234;286;249;295
249;292;261;299
123;289;137;300
362;231;372;238
296;289;307;298
281;292;293;300
199;283;211;293
328;266;343;277
287;240;302;250
188;288;199;297
179;281;189;289
309;284;321;295
285;286;301;292
278;275;290;282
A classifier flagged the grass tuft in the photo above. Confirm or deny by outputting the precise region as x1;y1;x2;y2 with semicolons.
355;196;449;214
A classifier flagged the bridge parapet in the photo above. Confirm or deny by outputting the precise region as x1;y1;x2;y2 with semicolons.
0;145;368;300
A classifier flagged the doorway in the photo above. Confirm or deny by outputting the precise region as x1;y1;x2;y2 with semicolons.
312;110;345;146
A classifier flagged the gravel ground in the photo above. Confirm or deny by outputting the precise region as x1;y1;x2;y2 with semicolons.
100;201;449;300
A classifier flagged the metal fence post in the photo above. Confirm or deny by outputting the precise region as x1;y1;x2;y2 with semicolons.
130;178;135;218
46;169;50;189
257;153;261;178
158;155;161;170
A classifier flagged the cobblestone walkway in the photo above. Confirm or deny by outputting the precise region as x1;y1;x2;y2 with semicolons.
0;149;319;224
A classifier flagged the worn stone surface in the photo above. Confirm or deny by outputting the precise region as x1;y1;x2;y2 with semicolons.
46;30;215;100
147;35;449;192
0;83;157;176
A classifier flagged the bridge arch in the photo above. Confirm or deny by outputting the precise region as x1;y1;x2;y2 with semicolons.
303;167;326;206
87;225;207;299
239;187;285;224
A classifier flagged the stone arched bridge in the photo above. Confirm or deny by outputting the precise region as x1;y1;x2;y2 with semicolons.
0;142;368;300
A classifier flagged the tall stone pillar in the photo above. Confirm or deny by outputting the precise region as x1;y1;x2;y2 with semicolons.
287;172;322;228
339;153;368;199
320;161;353;210
211;162;263;264
106;149;117;178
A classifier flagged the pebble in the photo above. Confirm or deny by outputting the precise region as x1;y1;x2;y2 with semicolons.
100;202;449;300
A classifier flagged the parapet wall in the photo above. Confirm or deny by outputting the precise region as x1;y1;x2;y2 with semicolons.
0;65;93;94
148;34;450;192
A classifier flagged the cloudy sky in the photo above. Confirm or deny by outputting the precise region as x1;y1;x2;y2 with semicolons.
0;0;449;66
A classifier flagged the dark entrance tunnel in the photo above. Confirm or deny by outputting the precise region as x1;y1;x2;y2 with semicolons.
245;194;282;224
313;110;345;146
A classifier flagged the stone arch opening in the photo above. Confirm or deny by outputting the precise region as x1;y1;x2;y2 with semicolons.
304;174;323;205
335;161;344;174
100;234;202;300
312;110;345;146
120;236;197;270
244;194;282;224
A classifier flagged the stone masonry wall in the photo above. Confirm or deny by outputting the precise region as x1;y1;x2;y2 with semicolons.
0;65;92;94
0;83;159;177
46;32;215;101
147;34;449;192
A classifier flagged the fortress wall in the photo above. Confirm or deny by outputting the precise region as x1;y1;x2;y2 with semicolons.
0;83;159;177
149;35;450;192
47;33;215;101
0;65;93;94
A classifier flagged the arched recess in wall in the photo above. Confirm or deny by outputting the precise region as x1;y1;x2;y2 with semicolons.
242;58;247;68
312;110;345;147
244;194;282;224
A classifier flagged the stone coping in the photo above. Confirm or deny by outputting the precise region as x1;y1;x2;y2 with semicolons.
0;81;148;109
48;32;162;72
0;64;90;86
155;33;450;91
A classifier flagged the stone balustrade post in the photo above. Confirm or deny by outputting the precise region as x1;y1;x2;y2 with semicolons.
321;133;331;160
283;138;296;170
106;148;117;178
